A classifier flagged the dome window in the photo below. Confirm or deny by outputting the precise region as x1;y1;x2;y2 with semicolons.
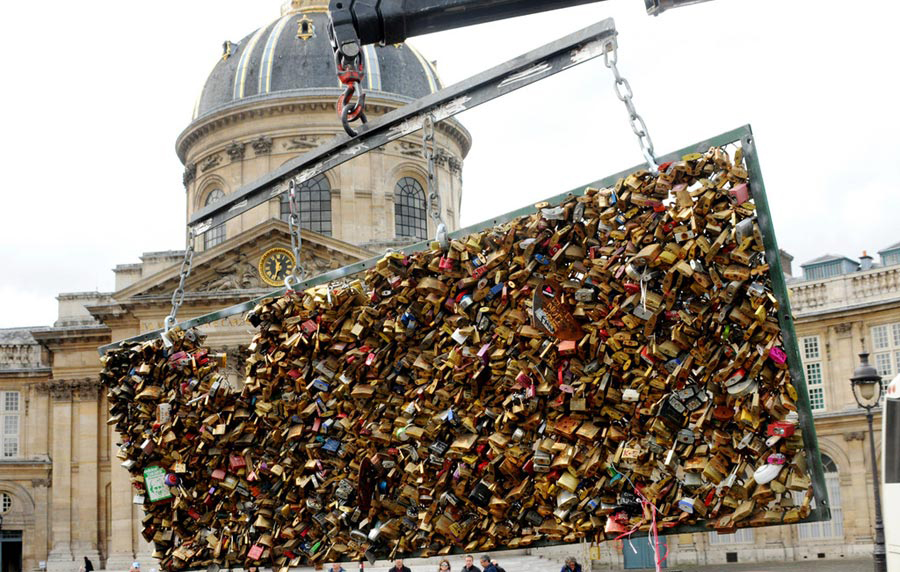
204;189;227;249
394;177;427;240
280;174;332;236
297;16;314;40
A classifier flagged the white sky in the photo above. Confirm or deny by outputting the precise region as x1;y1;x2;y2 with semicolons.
1;0;898;329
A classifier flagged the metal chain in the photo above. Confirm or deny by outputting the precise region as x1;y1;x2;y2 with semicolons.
422;114;448;247
604;40;659;173
285;179;305;291
335;50;368;137
164;228;196;333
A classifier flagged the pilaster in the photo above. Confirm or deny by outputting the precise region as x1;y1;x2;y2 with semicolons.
105;420;137;572
46;382;74;572
73;380;101;563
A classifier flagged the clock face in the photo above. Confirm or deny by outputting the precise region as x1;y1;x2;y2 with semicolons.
258;248;296;287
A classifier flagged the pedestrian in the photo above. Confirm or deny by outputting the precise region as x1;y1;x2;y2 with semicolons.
393;559;411;572
129;562;140;572
81;558;94;572
331;563;346;572
560;557;581;572
437;559;451;572
479;555;496;572
491;560;505;572
460;555;480;572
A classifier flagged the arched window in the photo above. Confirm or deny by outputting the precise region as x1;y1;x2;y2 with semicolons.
394;176;427;240
797;454;843;539
280;174;332;236
204;189;226;249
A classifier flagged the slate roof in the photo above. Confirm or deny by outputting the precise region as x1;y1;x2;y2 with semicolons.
193;9;442;121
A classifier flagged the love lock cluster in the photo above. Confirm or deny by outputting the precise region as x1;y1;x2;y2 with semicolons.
101;145;816;571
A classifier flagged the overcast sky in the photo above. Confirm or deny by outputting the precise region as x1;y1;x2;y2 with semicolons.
1;0;897;329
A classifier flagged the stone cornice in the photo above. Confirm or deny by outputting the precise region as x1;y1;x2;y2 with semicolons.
35;378;100;401
0;367;51;378
30;325;110;348
84;303;135;329
176;91;472;163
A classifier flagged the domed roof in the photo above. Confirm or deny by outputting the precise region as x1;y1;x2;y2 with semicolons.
193;2;443;120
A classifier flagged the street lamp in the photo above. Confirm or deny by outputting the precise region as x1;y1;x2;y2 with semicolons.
850;351;886;572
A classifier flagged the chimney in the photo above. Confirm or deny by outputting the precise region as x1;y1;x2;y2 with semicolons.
860;250;873;271
779;249;794;276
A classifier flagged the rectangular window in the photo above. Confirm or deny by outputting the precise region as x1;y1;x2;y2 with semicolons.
0;391;19;458
800;336;826;411
804;262;844;281
796;471;843;539
875;353;893;378
803;336;820;360
874;325;890;350
709;528;754;545
872;323;900;399
882;251;900;267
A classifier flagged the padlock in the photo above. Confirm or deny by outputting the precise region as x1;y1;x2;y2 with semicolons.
100;143;812;569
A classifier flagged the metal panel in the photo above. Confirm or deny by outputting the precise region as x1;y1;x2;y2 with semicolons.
187;18;617;236
99;124;832;538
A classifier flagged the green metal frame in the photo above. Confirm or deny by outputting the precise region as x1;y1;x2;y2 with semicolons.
98;124;831;542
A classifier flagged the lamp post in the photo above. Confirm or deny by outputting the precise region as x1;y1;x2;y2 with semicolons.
850;351;886;572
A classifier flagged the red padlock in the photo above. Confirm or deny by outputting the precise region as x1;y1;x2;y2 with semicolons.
766;421;796;438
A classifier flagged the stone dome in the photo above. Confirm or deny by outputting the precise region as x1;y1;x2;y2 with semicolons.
192;0;443;121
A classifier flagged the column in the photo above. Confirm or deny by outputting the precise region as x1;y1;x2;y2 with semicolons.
105;419;136;572
31;479;51;572
845;433;871;543
73;381;101;563
46;383;74;572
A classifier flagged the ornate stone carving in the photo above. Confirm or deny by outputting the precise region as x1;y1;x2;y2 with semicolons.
182;163;196;187
284;135;321;151
199;255;264;292
834;322;853;335
46;380;73;401
435;149;462;175
251;136;273;156
36;378;99;401
844;431;865;442
31;478;51;488
226;142;246;162
398;141;421;157
200;154;221;172
72;379;101;401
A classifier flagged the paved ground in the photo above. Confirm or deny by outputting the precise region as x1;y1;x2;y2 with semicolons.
670;558;871;572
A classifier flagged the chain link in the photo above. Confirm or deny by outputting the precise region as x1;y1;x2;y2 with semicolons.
164;227;196;333
335;51;368;137
285;179;305;290
422;114;448;246
604;41;659;173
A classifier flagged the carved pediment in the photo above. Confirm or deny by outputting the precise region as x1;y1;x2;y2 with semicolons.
117;220;375;302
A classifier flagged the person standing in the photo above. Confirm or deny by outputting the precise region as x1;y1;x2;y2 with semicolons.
437;559;451;572
479;555;496;572
393;559;411;572
331;563;346;572
460;555;480;572
81;558;94;572
560;557;581;572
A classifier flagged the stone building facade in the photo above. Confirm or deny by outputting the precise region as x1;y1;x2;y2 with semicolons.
0;1;469;571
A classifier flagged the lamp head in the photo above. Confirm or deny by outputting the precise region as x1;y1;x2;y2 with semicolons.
851;352;882;408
